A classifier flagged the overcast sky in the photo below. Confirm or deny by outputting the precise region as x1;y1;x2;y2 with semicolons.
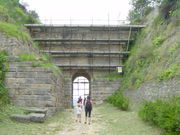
20;0;132;25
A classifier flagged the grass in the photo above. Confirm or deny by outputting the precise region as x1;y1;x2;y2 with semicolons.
0;50;9;106
0;21;30;41
98;73;122;79
0;103;164;135
18;53;63;76
96;103;162;135
0;105;73;135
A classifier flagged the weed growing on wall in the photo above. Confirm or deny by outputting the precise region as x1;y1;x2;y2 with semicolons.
18;53;63;76
98;73;122;79
152;35;166;47
139;96;180;135
0;50;9;106
158;63;179;81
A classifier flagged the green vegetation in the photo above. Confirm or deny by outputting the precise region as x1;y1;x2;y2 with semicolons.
98;73;122;79
0;50;9;106
139;96;180;135
158;63;179;81
120;4;180;90
0;104;24;122
0;21;30;41
0;107;72;135
18;53;63;76
0;0;39;24
128;0;180;24
152;35;166;47
0;0;39;40
97;103;162;135
106;92;129;111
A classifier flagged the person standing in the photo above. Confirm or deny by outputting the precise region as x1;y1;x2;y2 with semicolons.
76;103;82;123
78;96;82;104
84;96;92;125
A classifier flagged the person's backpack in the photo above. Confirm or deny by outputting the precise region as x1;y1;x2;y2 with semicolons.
85;100;92;111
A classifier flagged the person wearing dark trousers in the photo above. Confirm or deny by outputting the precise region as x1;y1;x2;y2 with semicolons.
84;96;92;125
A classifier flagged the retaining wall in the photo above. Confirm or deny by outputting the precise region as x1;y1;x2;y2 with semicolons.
123;78;180;104
5;59;65;116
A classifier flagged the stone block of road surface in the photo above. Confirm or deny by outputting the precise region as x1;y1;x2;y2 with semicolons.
30;113;46;123
10;115;31;123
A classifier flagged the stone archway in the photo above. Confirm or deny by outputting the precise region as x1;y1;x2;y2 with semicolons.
72;70;91;107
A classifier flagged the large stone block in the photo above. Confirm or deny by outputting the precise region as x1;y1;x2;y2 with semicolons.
30;113;45;123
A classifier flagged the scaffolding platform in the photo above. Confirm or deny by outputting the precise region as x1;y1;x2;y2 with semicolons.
41;50;130;55
33;38;133;43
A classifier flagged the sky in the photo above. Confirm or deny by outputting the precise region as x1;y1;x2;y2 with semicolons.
20;0;132;25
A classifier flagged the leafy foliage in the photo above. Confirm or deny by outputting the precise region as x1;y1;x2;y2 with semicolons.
106;92;129;111
128;0;156;23
128;0;179;24
0;0;39;24
159;0;179;20
139;96;180;135
0;51;9;106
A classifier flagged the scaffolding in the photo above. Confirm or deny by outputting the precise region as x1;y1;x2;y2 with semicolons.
26;24;144;72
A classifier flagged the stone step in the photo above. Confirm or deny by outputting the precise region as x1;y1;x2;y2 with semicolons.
29;113;46;123
10;113;46;123
10;115;31;123
25;108;48;115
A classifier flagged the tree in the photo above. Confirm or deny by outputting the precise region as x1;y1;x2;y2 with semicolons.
128;0;166;23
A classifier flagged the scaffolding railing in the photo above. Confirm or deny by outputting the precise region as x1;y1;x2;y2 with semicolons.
41;50;129;55
33;38;133;43
40;19;130;26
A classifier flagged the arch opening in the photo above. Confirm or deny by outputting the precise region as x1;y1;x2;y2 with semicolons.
72;76;90;106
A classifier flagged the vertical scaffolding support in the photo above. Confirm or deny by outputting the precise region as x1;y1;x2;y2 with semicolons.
69;18;72;78
90;25;94;79
126;26;132;51
108;15;111;74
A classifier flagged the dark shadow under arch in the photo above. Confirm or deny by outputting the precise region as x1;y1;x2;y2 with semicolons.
72;70;91;82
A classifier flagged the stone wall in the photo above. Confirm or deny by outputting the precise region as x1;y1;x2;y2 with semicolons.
91;78;121;102
123;78;180;104
5;59;65;116
0;32;37;55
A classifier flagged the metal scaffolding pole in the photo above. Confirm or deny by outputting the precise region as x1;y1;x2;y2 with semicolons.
126;26;132;51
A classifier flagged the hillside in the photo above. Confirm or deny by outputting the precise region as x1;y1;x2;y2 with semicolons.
0;0;40;55
107;1;180;134
0;0;62;107
121;1;180;101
